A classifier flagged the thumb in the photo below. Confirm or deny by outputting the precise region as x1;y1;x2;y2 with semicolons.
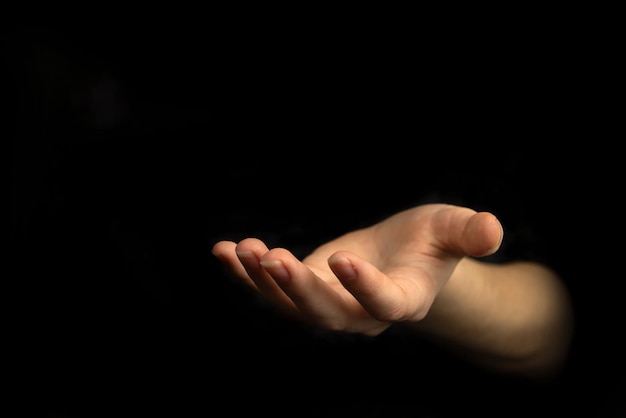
459;211;504;257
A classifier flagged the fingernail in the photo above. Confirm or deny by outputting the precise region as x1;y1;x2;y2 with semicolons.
328;256;357;280
259;259;290;282
236;250;255;259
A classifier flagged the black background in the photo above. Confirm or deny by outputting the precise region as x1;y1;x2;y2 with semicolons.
7;24;623;417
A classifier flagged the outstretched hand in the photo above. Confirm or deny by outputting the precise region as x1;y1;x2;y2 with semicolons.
211;203;503;336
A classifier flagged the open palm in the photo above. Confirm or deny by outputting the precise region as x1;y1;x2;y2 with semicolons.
212;204;503;336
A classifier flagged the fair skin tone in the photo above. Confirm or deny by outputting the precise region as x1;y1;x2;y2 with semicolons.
211;203;574;379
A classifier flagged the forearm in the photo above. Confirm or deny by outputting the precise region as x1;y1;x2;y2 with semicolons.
402;257;574;379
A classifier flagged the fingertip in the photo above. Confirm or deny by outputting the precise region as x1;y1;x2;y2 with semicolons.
465;212;504;257
491;217;504;254
210;240;222;253
258;259;291;282
234;238;271;260
211;240;235;258
328;254;358;281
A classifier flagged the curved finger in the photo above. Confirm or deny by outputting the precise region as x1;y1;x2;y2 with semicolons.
328;250;434;323
213;239;301;318
259;248;366;331
211;240;254;285
233;238;302;317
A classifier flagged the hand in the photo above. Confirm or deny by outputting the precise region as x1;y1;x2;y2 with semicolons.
211;203;503;336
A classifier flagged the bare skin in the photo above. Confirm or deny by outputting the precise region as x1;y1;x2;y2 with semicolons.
212;203;573;379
